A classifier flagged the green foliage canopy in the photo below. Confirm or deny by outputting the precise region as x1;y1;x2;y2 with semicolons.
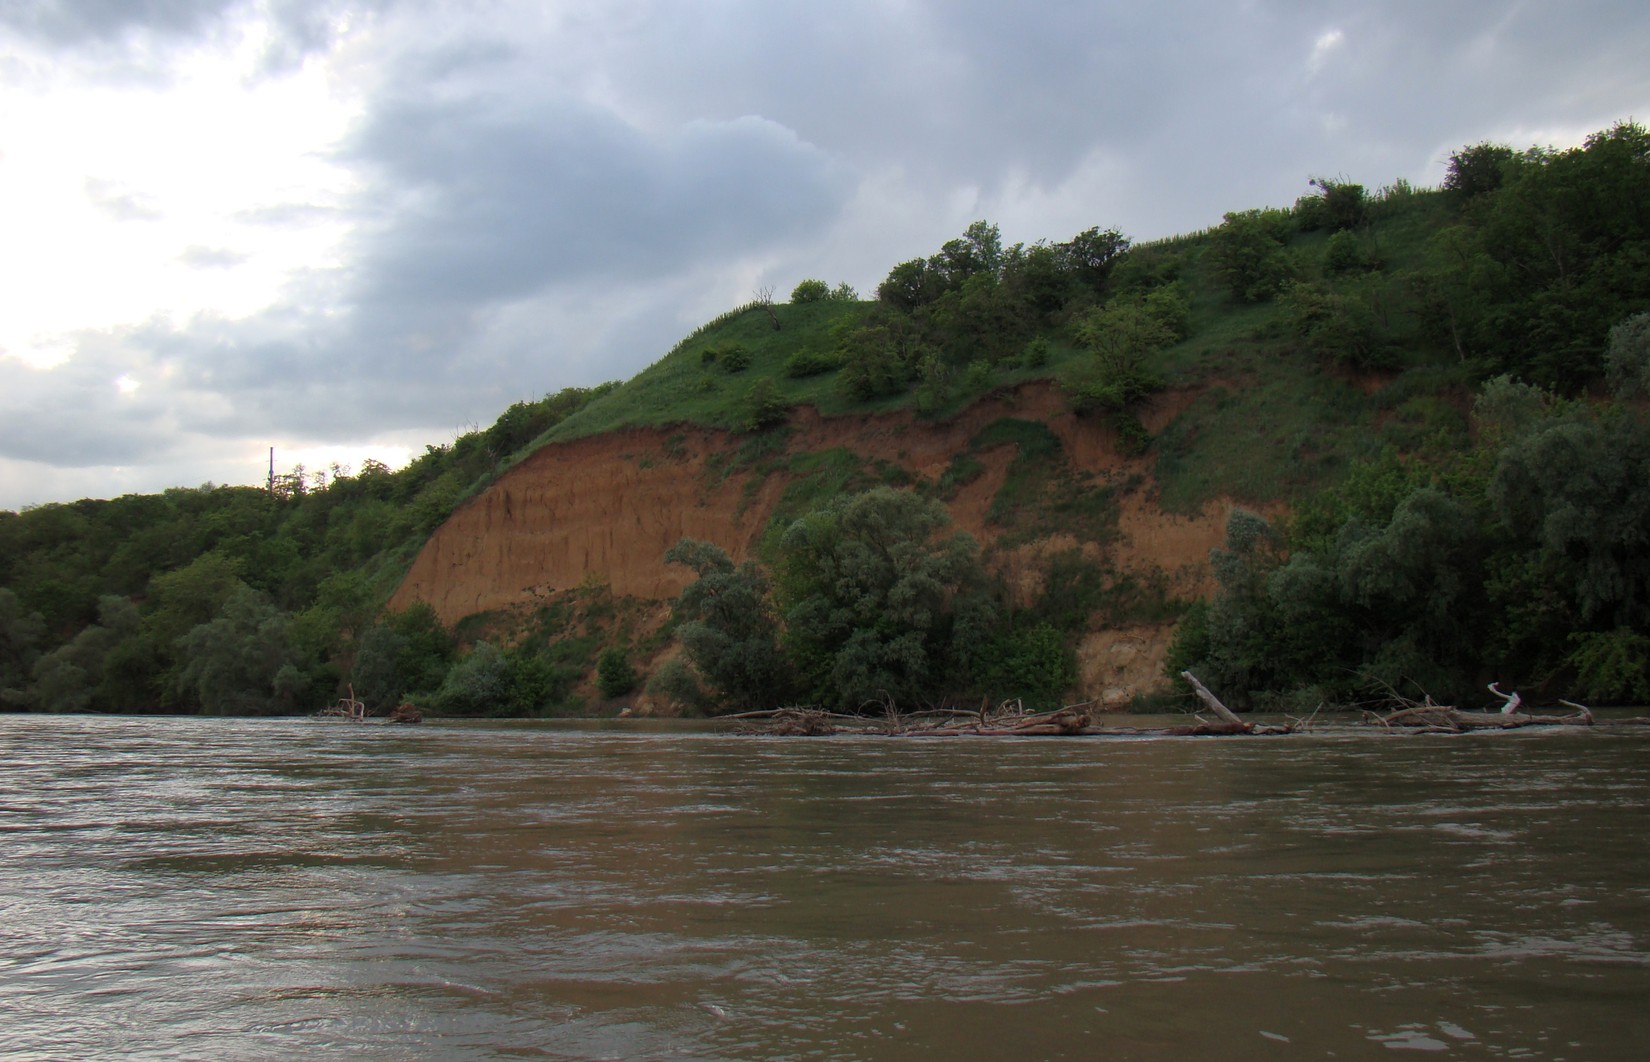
665;538;790;712
1429;122;1650;390
351;603;455;711
171;586;312;715
1208;208;1295;302
1173;382;1650;706
776;487;986;709
0;588;45;709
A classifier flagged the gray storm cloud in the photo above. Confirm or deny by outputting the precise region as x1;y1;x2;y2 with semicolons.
3;0;1649;508
344;94;848;306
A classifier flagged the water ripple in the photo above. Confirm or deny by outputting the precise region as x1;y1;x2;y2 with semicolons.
1;715;1647;1059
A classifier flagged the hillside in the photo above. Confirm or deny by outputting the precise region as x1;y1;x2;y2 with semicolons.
5;121;1649;716
387;384;1235;707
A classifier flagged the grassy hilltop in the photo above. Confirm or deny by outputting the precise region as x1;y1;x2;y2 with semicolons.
4;122;1649;716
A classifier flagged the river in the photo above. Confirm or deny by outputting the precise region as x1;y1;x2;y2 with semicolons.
2;715;1647;1060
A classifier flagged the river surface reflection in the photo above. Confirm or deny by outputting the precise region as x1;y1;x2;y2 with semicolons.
2;715;1647;1060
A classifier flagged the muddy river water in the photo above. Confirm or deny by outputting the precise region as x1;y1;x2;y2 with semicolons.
2;715;1647;1059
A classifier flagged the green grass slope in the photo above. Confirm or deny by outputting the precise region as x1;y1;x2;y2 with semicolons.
540;181;1467;517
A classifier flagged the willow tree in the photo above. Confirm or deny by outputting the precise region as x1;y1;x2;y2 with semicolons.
775;487;986;711
665;538;790;712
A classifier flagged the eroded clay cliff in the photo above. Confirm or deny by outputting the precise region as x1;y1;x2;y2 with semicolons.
389;383;1238;705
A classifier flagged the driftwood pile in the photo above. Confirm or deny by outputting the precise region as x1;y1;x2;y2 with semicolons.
1366;682;1650;732
726;673;1649;738
313;684;423;724
725;673;1299;738
726;704;1102;737
317;685;367;721
386;702;424;725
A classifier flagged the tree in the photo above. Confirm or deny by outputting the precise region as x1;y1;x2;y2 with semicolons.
877;221;1006;310
791;278;830;304
1208;209;1295;301
1433;121;1650;390
28;595;143;711
1443;142;1516;200
1470;375;1551;449
931;221;1004;288
971;622;1077;710
1176;514;1298;704
665;538;790;712
419;638;573;718
932;271;1027;365
999;242;1072;316
1335;487;1489;674
775;487;984;710
1060;227;1130;293
351;603;454;710
1062;296;1173;421
428;642;513;717
1323;230;1370;275
0;588;44;708
962;220;1005;276
1490;409;1650;628
144;552;248;648
171;586;312;715
1565;627;1650;704
1172;373;1650;708
1074;297;1175;376
1606;311;1650;398
1279;281;1387;369
596;646;638;698
836;313;929;401
646;656;712;714
877;257;943;310
1306;177;1367;231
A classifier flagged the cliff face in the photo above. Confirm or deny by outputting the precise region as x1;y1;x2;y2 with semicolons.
388;423;770;617
388;383;1237;704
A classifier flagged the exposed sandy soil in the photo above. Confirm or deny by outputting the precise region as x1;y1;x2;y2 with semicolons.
389;381;1241;704
1079;625;1182;711
1115;491;1235;599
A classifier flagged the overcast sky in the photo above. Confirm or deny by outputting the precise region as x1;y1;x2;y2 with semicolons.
3;0;1648;510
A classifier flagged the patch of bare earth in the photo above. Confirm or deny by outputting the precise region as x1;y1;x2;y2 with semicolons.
1078;625;1180;711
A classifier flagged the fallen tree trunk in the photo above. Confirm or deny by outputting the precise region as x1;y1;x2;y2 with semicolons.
1372;702;1595;733
1181;671;1252;731
905;706;1093;736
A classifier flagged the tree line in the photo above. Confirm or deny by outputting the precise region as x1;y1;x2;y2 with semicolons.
1164;121;1650;706
1169;368;1650;708
1;385;614;714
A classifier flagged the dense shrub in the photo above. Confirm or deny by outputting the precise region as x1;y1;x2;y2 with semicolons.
646;655;713;714
1209;208;1295;301
740;379;788;433
791;279;830;304
783;349;844;378
596;646;637;698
